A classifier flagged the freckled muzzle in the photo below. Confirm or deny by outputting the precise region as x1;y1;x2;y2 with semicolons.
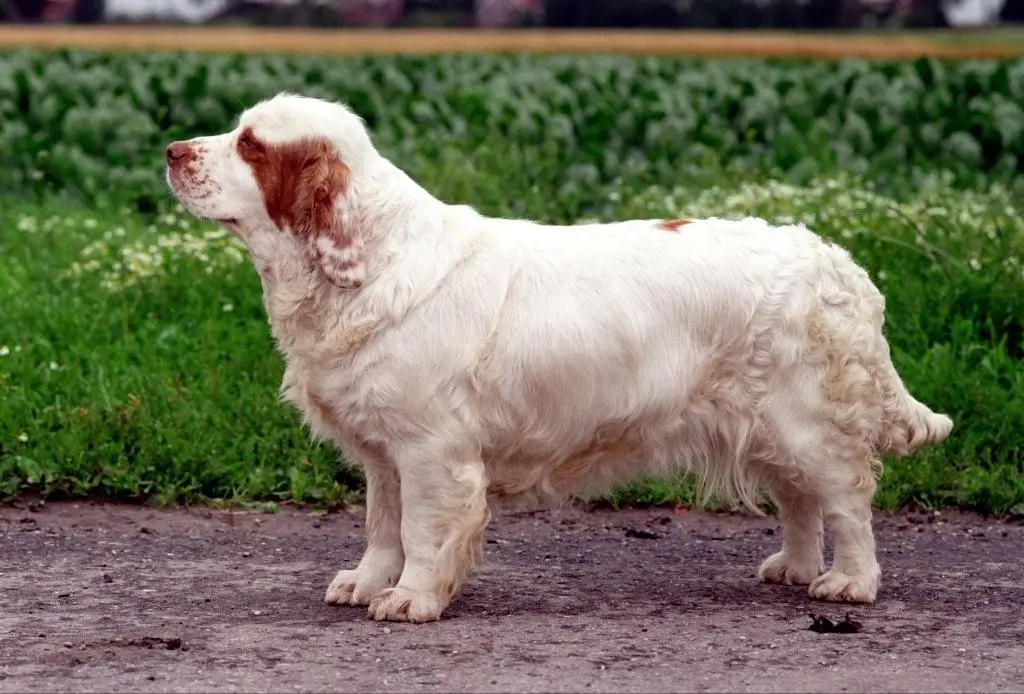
165;139;213;205
165;140;198;197
165;140;236;226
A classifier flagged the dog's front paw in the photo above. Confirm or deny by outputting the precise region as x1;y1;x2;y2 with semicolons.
367;585;445;623
808;566;880;603
757;550;823;586
324;549;404;606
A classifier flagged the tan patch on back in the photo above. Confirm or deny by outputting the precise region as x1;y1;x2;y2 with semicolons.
657;218;694;232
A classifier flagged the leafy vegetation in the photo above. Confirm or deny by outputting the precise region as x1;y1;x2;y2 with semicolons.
0;49;1022;513
2;50;1024;216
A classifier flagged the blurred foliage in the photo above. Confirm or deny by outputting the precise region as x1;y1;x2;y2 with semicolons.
2;50;1024;217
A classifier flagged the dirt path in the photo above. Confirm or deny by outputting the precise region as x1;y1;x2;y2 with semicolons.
1;26;1023;59
1;501;1022;693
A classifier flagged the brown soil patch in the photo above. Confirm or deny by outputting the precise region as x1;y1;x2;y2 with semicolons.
0;26;1022;59
1;501;1022;692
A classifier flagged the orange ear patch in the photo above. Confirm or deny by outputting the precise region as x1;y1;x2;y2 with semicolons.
657;218;693;232
238;128;362;289
291;150;361;289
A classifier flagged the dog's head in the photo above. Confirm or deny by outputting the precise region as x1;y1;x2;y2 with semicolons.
166;93;376;289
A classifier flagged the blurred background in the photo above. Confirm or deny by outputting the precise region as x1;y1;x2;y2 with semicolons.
0;0;1020;30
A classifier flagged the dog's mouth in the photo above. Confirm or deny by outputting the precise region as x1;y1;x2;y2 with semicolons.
217;218;244;236
164;173;235;228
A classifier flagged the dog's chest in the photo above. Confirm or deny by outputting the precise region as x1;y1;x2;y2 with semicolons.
279;357;363;442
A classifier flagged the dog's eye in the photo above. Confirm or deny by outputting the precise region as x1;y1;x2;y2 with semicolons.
237;130;264;159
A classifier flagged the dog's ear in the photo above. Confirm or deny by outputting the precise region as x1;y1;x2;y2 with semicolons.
291;144;362;290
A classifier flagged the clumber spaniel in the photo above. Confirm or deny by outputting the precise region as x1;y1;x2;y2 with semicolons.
165;93;953;623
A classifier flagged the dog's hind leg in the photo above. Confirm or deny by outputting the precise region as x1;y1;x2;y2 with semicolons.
758;472;825;587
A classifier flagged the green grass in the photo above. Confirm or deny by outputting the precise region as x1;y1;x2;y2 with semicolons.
2;171;1023;515
0;206;355;507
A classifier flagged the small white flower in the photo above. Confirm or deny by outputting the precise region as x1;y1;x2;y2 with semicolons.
49;361;60;371
222;303;234;312
17;432;28;443
0;346;9;356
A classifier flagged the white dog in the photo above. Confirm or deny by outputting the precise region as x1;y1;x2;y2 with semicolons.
166;93;953;623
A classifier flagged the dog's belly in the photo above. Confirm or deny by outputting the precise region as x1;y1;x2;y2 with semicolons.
481;420;682;503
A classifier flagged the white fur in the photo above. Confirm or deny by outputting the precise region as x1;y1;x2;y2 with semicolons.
166;93;954;623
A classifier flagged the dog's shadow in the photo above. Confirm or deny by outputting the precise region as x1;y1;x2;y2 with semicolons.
449;565;815;619
312;562;827;624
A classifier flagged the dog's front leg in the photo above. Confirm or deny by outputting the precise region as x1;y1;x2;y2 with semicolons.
368;445;490;623
325;462;405;606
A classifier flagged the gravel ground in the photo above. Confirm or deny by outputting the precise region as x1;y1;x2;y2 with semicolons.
1;501;1023;693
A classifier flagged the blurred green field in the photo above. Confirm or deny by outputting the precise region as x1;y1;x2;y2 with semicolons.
1;49;1023;514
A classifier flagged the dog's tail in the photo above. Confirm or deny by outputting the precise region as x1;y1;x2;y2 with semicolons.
876;364;953;457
